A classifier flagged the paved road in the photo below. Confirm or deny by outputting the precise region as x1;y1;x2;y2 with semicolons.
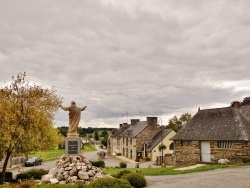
10;147;154;177
146;166;250;188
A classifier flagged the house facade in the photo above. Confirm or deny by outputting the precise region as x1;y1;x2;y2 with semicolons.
108;117;176;162
167;102;250;166
107;123;130;156
145;129;176;161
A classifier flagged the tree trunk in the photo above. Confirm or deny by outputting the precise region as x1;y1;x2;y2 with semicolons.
0;150;11;184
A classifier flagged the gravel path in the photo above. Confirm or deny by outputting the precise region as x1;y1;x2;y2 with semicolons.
146;166;250;188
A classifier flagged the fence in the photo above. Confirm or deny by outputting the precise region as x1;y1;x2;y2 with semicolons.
0;156;27;169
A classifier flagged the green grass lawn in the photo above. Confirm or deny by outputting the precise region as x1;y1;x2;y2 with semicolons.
29;144;96;161
103;163;250;176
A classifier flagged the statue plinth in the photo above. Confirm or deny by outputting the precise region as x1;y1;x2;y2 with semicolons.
67;133;79;137
65;136;81;156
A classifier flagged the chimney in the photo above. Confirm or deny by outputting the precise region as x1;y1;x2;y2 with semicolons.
147;117;158;127
131;119;140;126
231;101;241;109
119;124;123;128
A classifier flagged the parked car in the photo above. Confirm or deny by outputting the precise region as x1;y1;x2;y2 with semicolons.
25;157;43;167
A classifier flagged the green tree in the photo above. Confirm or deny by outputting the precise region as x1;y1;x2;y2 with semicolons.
101;136;108;148
0;72;62;184
241;96;250;106
166;113;192;132
94;130;99;141
77;127;86;137
57;126;68;137
101;130;108;137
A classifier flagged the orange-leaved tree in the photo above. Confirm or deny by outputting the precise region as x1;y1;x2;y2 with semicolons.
0;72;62;184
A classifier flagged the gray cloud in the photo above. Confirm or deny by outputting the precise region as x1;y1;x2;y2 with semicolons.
1;0;250;127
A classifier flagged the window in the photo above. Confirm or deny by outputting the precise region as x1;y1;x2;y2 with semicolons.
130;138;133;145
181;140;192;146
169;142;174;150
218;141;232;148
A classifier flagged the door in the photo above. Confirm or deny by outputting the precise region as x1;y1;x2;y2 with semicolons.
201;141;211;162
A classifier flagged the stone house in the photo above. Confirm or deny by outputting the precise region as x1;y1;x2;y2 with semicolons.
145;128;176;162
107;124;130;156
119;117;162;161
167;102;250;166
108;117;176;162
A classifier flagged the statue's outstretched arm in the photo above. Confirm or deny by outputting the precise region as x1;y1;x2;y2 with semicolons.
59;104;69;111
81;106;87;111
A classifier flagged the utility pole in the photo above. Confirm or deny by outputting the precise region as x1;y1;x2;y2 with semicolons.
139;111;144;120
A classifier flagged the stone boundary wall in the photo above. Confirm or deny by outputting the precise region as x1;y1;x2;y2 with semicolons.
165;140;250;166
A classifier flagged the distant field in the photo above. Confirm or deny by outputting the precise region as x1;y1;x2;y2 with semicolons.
29;144;96;161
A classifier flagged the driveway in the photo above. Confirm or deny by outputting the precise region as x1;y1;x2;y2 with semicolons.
146;166;250;188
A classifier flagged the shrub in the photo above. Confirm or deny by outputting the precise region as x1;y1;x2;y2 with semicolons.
0;171;13;182
119;162;127;168
16;168;48;180
16;173;31;180
158;143;167;150
90;160;105;168
87;177;132;188
122;173;146;188
20;180;36;188
113;170;132;179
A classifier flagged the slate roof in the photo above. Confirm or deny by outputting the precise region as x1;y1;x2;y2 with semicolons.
113;124;130;138
172;106;250;141
145;129;173;152
123;121;148;138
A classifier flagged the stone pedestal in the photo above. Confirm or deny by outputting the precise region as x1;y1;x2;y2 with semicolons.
65;137;81;156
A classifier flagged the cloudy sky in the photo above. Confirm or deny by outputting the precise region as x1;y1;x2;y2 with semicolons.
1;0;250;128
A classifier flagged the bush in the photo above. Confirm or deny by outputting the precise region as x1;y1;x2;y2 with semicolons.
90;160;105;168
122;173;146;188
16;168;48;180
0;171;13;182
20;180;36;188
119;162;127;168
87;177;132;188
113;170;132;179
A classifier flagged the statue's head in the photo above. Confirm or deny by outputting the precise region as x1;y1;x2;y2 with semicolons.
71;101;76;106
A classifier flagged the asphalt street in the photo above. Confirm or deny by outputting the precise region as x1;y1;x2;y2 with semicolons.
9;147;155;177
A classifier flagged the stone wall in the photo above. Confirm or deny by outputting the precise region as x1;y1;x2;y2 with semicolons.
136;126;160;158
165;140;250;166
211;141;250;163
173;141;200;166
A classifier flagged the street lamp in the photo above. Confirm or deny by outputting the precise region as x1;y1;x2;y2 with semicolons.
158;117;164;165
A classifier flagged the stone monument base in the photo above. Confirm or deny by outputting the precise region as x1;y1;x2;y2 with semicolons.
41;155;106;184
65;137;81;156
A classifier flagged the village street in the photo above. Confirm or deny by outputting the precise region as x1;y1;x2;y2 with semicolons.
9;146;154;177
